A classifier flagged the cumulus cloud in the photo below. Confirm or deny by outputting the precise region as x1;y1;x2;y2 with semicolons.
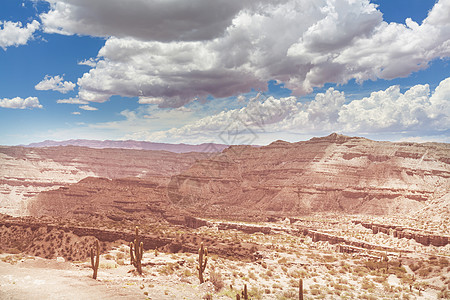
56;97;88;104
133;77;450;142
64;0;450;107
78;58;97;67
79;104;97;111
0;97;42;109
0;20;40;50
35;75;76;93
40;0;279;41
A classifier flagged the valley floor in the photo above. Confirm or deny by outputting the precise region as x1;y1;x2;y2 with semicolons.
1;215;449;299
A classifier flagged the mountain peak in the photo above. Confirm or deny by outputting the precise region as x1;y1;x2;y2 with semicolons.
309;133;363;143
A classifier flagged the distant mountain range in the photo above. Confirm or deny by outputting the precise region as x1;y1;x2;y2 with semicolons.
23;139;229;153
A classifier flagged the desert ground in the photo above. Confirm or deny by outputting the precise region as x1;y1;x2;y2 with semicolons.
1;213;449;299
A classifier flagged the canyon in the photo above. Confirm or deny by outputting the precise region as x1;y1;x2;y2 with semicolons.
0;145;209;216
1;133;449;219
1;134;450;299
168;133;450;217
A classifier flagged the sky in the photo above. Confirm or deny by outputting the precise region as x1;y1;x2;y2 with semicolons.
0;0;449;146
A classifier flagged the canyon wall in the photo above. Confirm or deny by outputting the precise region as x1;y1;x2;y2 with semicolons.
2;134;449;218
168;133;450;216
0;146;209;216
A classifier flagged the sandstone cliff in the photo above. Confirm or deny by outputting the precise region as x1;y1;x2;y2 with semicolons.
3;134;449;218
0;146;209;215
168;133;450;216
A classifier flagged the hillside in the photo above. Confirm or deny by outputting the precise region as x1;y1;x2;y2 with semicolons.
2;134;449;218
0;146;211;216
168;133;450;216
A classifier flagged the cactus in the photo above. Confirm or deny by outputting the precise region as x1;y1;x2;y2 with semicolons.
90;239;100;279
381;252;389;271
197;242;208;283
235;284;248;300
130;226;143;274
242;284;248;300
299;278;303;300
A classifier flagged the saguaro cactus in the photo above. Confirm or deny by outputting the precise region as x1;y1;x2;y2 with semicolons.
299;278;303;300
197;242;208;283
90;239;100;279
242;284;248;300
236;284;248;300
130;226;143;274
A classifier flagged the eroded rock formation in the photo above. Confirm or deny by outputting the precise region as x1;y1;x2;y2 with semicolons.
0;146;210;215
169;133;450;216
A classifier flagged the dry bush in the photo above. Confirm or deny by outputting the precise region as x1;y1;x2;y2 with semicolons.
209;268;224;292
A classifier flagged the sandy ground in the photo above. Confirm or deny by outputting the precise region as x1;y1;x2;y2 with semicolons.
0;260;142;300
0;256;217;300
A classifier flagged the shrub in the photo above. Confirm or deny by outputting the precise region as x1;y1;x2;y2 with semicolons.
409;263;421;272
278;257;288;264
248;271;258;280
323;255;337;263
418;266;433;277
209;268;224;292
276;289;297;300
249;286;264;300
310;288;321;295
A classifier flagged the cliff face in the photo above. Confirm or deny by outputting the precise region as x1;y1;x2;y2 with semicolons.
0;146;210;216
27;176;180;223
168;134;450;216
2;134;449;218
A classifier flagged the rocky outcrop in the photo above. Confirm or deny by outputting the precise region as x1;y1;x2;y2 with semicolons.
356;221;450;247
0;215;263;260
169;133;450;216
183;216;413;254
1;219;172;250
0;146;211;216
28;176;182;222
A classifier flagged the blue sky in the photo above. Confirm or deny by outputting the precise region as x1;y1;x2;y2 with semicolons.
0;0;449;146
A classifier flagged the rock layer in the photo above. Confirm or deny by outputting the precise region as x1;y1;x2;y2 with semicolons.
169;133;450;216
0;146;210;215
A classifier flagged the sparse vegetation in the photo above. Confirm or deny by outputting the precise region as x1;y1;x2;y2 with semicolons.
1;212;449;299
90;239;100;279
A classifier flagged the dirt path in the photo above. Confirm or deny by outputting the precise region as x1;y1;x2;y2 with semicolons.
0;256;215;300
0;260;143;300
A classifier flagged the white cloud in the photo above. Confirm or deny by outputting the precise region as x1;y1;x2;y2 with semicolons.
0;96;42;109
71;111;81;115
66;0;450;107
131;77;450;143
138;97;165;105
78;58;97;67
79;105;97;111
0;20;39;50
35;75;76;93
56;97;88;104
29;77;449;145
